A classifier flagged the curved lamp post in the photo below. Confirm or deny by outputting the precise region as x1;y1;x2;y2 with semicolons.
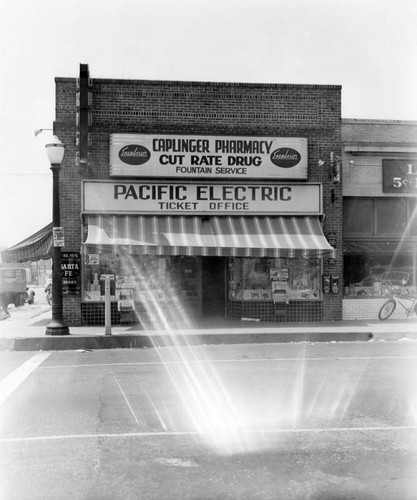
45;136;69;336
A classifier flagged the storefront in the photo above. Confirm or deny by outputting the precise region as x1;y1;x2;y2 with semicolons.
81;178;334;326
342;119;417;319
53;64;342;326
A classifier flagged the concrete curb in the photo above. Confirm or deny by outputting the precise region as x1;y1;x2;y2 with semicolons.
0;330;377;351
2;316;416;351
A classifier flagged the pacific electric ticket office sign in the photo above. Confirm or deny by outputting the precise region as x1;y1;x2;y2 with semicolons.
109;133;308;180
83;181;322;215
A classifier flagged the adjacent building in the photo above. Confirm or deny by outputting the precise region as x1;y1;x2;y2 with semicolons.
342;119;417;319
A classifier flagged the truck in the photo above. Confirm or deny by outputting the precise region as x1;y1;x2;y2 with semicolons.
0;267;27;307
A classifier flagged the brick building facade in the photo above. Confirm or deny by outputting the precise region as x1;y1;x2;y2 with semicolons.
342;119;417;320
54;65;342;326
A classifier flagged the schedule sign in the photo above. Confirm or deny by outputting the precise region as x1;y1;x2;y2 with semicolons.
61;252;81;295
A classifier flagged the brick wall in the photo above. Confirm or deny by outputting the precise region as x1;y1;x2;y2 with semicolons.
55;74;342;325
343;156;380;197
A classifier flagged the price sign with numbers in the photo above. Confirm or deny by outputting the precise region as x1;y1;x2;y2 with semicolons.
383;160;417;193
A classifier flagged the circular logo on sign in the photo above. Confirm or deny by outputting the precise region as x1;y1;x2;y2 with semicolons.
119;145;151;165
270;148;301;168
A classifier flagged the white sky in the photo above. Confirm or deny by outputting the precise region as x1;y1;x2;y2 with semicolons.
0;0;416;249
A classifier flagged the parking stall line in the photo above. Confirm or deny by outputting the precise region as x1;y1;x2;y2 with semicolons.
113;375;141;427
0;352;51;406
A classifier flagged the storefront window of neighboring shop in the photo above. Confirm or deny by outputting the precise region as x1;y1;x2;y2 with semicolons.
344;197;414;237
343;199;373;235
344;254;417;297
228;257;321;302
409;198;417;236
343;197;417;298
376;198;407;236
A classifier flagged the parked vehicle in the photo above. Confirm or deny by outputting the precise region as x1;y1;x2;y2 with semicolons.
0;267;27;307
354;275;382;287
380;271;410;286
45;281;52;306
355;269;412;287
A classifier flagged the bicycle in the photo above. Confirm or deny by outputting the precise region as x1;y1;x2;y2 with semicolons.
378;293;417;321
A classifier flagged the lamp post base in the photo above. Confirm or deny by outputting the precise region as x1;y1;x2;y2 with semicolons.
45;319;70;336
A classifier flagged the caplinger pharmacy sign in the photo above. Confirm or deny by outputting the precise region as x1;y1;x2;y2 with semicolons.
82;181;323;215
109;133;308;179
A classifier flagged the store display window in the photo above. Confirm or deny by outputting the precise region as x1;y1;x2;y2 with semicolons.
82;253;200;304
344;254;417;297
167;256;199;299
82;253;167;303
228;257;321;302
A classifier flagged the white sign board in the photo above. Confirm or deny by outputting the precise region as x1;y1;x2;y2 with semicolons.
53;227;65;247
109;134;308;180
83;181;322;215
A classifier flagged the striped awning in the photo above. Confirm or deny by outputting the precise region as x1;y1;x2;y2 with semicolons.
1;223;53;263
83;215;334;258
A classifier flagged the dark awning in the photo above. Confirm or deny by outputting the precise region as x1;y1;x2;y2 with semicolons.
343;239;417;255
1;223;53;263
83;215;335;258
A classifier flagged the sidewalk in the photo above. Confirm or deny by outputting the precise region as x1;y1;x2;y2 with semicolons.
1;309;417;351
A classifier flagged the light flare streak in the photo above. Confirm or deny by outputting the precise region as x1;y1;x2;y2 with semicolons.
121;257;373;454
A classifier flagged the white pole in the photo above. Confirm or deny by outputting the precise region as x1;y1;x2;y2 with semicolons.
104;276;111;335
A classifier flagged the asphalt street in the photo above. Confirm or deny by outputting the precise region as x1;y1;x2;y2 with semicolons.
0;340;417;500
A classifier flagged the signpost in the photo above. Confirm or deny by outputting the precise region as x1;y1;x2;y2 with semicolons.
101;274;114;335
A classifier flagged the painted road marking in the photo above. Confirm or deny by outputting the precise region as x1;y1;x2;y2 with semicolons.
113;375;141;427
0;352;51;406
0;425;416;443
40;355;417;370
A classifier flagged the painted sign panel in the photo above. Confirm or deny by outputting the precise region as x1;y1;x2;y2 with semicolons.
61;252;81;295
383;159;417;193
109;134;308;179
82;181;322;215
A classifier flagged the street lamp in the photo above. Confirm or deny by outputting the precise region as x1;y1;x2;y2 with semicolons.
45;136;69;336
